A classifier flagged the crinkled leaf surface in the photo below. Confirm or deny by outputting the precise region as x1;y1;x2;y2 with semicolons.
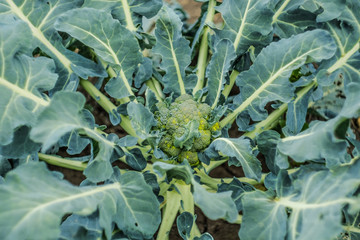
83;0;162;28
0;21;56;145
277;118;348;167
205;39;236;108
215;0;274;54
302;0;346;22
153;6;193;96
30;92;87;151
0;0;106;91
55;8;142;99
240;161;360;240
271;0;317;38
207;137;262;181
0;162;160;240
127;102;157;140
234;29;336;122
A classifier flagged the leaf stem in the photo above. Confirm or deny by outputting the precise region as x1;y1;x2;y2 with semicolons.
193;0;216;95
222;70;239;99
156;189;181;240
120;0;137;32
98;58;135;104
146;78;164;101
79;79;137;137
38;153;87;171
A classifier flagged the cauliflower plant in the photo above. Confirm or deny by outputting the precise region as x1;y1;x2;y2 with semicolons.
153;94;220;165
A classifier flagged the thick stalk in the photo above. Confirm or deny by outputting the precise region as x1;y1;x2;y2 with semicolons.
156;189;181;240
79;79;137;137
176;182;201;238
38;153;87;171
193;0;217;95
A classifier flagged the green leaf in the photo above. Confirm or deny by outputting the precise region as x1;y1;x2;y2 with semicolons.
0;21;57;145
0;162;161;240
30;92;87;151
83;0;162;30
153;6;193;96
0;0;106;91
272;8;317;39
0;126;40;159
277;117;348;167
302;0;346;22
240;190;287;240
55;8;142;99
177;212;193;240
60;212;102;240
317;5;360;90
231;29;337;123
207;137;262;181
127;102;157;140
193;181;238;223
241;161;360;240
215;0;274;54
205;39;237;108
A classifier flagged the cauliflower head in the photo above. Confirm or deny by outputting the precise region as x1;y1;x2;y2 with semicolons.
154;94;220;165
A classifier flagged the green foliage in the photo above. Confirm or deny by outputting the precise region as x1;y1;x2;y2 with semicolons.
0;0;360;239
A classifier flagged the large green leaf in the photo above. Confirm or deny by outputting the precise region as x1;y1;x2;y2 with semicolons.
153;6;194;96
271;0;317;38
207;137;262;181
0;162;160;240
229;29;336;125
205;39;237;108
30;92;88;151
215;0;274;54
0;0;106;91
0;21;56;145
29;91;122;182
317;2;360;88
240;190;287;240
277;118;348;167
240;161;360;240
302;0;346;22
55;8;142;99
83;0;162;30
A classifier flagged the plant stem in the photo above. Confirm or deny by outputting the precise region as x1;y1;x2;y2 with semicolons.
38;153;87;171
196;168;266;190
146;78;164;101
193;0;216;95
203;159;228;173
222;70;239;99
244;80;317;138
79;79;137;137
156;189;181;240
98;58;135;104
120;0;137;32
176;181;201;238
220;79;317;129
